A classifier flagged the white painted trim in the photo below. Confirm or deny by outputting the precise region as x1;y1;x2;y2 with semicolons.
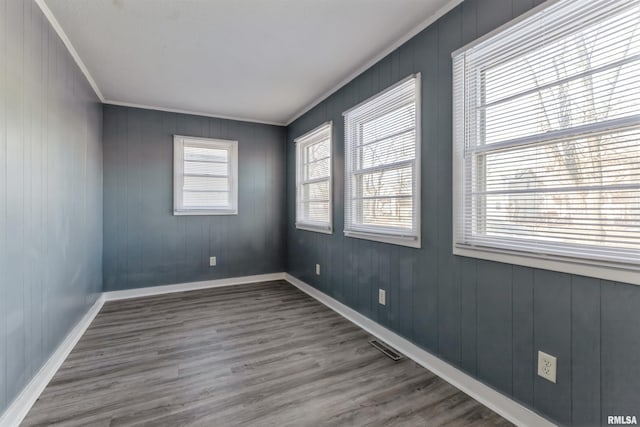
0;273;285;425
285;0;463;125
173;136;239;216
35;1;286;126
343;230;421;248
453;246;640;286
103;100;287;127
343;74;422;249
451;0;559;57
0;294;106;427
295;122;334;234
283;273;557;427
103;273;286;301
34;0;104;102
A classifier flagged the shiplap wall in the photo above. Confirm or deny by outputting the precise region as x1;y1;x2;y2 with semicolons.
286;1;640;425
0;0;103;414
102;105;286;291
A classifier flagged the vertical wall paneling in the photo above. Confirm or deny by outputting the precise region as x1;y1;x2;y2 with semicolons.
601;281;640;425
571;276;601;426
512;266;534;406
102;106;286;291
411;24;438;352
436;8;462;365
285;1;640;424
533;269;572;425
476;261;513;395
0;0;103;414
459;258;478;375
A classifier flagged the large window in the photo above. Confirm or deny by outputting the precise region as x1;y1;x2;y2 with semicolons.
173;135;238;215
453;0;640;284
295;122;333;233
344;75;421;248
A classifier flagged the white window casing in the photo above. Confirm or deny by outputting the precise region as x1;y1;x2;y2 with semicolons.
343;74;421;248
452;0;640;285
173;135;238;215
295;122;333;233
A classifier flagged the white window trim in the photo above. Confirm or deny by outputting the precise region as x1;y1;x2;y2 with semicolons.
343;74;422;249
451;0;640;286
295;122;333;234
173;135;238;216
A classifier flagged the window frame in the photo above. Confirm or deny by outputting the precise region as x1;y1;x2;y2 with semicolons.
343;74;421;248
295;122;333;234
173;135;238;216
451;0;640;285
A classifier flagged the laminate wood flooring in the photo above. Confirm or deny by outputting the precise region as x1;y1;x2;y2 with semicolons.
22;281;513;427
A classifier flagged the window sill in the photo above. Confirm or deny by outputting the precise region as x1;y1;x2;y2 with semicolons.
453;244;640;286
345;230;421;248
296;223;333;235
174;209;238;216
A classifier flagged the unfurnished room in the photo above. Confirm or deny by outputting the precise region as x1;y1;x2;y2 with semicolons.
0;0;639;426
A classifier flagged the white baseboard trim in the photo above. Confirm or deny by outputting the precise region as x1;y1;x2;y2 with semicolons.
103;272;286;301
283;273;556;427
0;294;106;427
0;272;287;426
1;272;553;427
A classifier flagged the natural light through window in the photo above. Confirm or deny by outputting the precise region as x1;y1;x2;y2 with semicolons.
344;75;421;248
453;0;640;282
173;136;238;215
295;122;333;233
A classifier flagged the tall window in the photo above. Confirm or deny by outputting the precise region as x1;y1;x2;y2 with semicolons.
453;0;640;283
344;75;421;248
173;136;238;215
295;122;333;233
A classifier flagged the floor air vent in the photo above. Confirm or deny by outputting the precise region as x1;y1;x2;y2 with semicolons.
369;339;404;361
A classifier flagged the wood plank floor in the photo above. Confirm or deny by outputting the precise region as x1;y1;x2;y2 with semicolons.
22;281;513;427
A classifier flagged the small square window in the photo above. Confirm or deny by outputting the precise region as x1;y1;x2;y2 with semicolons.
173;135;238;215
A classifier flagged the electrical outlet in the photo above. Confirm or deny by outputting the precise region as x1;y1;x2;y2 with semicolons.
315;264;320;275
378;289;386;306
209;256;217;267
537;350;557;383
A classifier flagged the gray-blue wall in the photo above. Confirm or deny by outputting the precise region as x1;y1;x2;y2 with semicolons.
0;0;103;415
102;105;286;291
286;1;640;425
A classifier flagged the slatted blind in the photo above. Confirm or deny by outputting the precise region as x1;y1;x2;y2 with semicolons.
173;136;238;215
295;122;332;232
343;75;420;245
453;0;640;266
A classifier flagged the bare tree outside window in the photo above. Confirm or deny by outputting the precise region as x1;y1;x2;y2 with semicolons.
475;4;640;252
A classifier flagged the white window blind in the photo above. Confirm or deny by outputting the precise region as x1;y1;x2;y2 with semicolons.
295;122;333;233
453;0;640;281
173;136;238;215
344;74;421;248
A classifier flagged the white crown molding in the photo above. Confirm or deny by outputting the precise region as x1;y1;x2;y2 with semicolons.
284;0;463;125
38;0;461;127
34;0;105;102
284;273;557;427
0;294;106;427
102;100;287;127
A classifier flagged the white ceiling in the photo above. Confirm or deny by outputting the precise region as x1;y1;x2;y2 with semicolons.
43;0;459;125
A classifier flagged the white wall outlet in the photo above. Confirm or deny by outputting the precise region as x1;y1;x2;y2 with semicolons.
209;256;217;267
315;264;320;275
537;350;557;383
378;289;386;306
